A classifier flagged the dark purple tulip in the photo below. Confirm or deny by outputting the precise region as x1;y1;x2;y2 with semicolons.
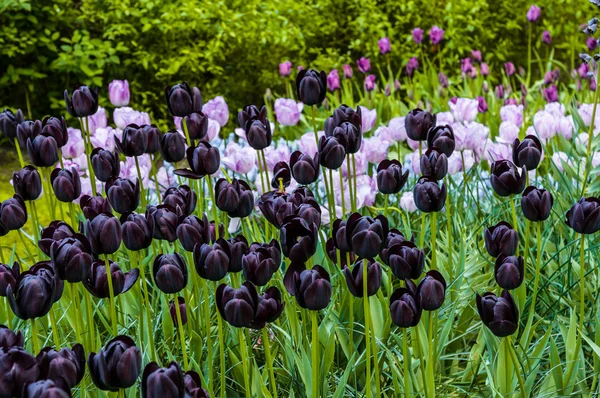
405;109;436;141
384;241;424;280
325;105;363;154
194;238;231;281
79;195;112;220
297;200;322;229
83;260;139;298
257;191;298;229
51;167;81;203
290;151;320;185
0;346;39;396
283;261;306;295
345;212;389;259
27;134;59;167
227;235;250;273
490;160;526;197
296;69;327;106
6;263;57;319
147;204;182;242
0;109;23;139
142;124;161;154
165;82;202;117
427;124;455;157
513;135;543;171
0;262;19;297
169;297;187;326
106;177;140;214
390;279;422;327
521;186;553;222
38;221;75;256
12;166;42;201
85;213;122;254
484;221;518;257
318;135;347;170
17;120;42;149
238;105;272;150
216;282;259;328
565;197;600;234
41;116;68;147
163;185;197;216
331;219;352;253
153;253;188;293
331;105;363;135
141;361;185;398
176;214;209;252
380;229;414;264
215;178;255;218
331;122;362;154
476;290;519;337
343;259;382;297
417;270;446;310
88;335;142;391
208;221;224;243
115;124;147;157
254;286;285;328
183;112;208;141
121;212;154;251
289;265;331;310
280;216;318;263
175;141;220;179
271;161;291;190
0;325;23;350
184;370;210;398
22;379;70;398
64;86;99;118
376;160;408;194
160;131;187;163
91;148;121;182
420;148;448;181
36;344;85;389
50;234;93;282
242;241;281;286
0;194;27;236
413;177;446;213
495;255;524;290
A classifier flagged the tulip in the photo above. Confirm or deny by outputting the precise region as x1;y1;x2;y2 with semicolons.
238;105;273;150
165;82;202;117
420;149;448;181
390;280;422;327
405;109;436;141
526;5;541;22
105;177;140;214
51;167;82;203
0;194;27;235
490;160;526;197
83;260;139;298
565;197;600;234
512;135;543;170
325;105;363;153
91;148;121;182
413;177;446;213
22;379;70;398
0;346;39;396
254;286;285;327
215;282;258;328
50;235;93;282
6;262;58;319
12;166;42;201
257;192;298;229
297;201;322;228
142;124;161;154
17;120;42;149
194;238;230;281
108;80;130;107
318;135;347;169
279;61;292;77
38;221;75;256
0;262;19;298
484;221;519;257
384;241;424;280
169;297;187;326
430;25;444;44
175;141;220;179
476;290;519;337
227;235;249;273
41;116;68;148
36;344;85;389
88;335;142;391
376;159;409;194
271;161;291;190
162;185;197;216
183;371;210;397
153;253;188;293
160;131;187;163
417;270;446;311
176;214;209;252
180;112;207;142
343;259;382;297
356;57;371;73
380;229;413;262
121;212;154;251
289;265;331;310
115;124;147;157
290;151;320;185
427;125;455;157
378;37;391;54
0;109;23;139
64;86;99;118
27;134;59;167
215;178;255;218
405;59;418;76
280;216;318;263
495;255;524;290
345;212;388;259
85;213;122;254
147;204;182;242
521;186;553;222
79;195;112;220
141;361;185;398
296;69;327;106
242;240;281;286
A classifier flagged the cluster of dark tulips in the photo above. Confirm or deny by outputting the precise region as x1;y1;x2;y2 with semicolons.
0;66;597;397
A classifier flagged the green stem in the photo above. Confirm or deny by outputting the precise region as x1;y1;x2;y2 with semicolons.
426;311;435;398
174;294;189;369
347;253;354;349
507;336;527;398
579;234;586;335
582;69;600;196
351;154;358;212
339;167;346;217
137;252;156;360
207;177;220;240
311;106;319;148
13;138;24;168
510;197;518;235
363;258;371;398
403;327;411;397
82;117;97;196
69;283;80;347
524;222;542;333
203;279;214;392
311;310;319;398
134;156;146;210
48;305;61;349
216;285;226;398
103;254;118;335
431;212;437;271
262;327;277;398
347;154;356;212
30;319;40;353
118;388;125;398
527;26;532;86
239;328;251;398
84;287;96;351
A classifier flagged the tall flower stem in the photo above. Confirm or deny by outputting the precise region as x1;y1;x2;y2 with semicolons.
262;327;277;398
134;155;146;209
425;311;435;398
40;168;56;221
311;310;319;398
207;177;220;240
347;252;354;348
215;283;226;398
339;168;346;218
445;177;453;283
582;69;600;196
347;154;356;212
84;287;96;350
351;154;358;212
579;234;586;334
69;283;80;348
431;212;437;270
523;222;542;336
202;279;214;392
402;325;411;397
527;26;532;86
13;138;24;168
510;197;518;235
47;307;61;349
239;328;251;398
82;117;97;196
311;106;319;147
363;258;372;398
507;336;527;398
30;319;40;353
103;254;118;335
174;293;189;369
137;251;155;360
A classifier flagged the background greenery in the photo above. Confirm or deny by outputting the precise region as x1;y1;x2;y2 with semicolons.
0;0;592;124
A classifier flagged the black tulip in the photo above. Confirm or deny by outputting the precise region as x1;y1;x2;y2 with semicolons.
565;197;600;234
215;178;255;218
413;177;446;213
141;361;185;398
12;166;42;201
238;105;272;150
0;109;23;139
405;108;436;141
184;370;210;398
91;148;121;182
169;297;187;327
484;221;518;257
17;120;42;149
106;177;140;214
38;221;75;256
51;167;82;203
163;185;197;216
290;151;320;185
384;241;424;280
115;124;147;157
417;270;446;311
318;135;347;170
64;86;99;118
380;229;414;264
165;82;203;117
271;161;291;190
79;195;112;220
0;325;23;350
242;241;281;286
147;205;181;242
41;116;68;148
215;282;259;328
280;216;318;263
88;335;142;391
27;134;59;167
85;213;122;254
297;200;322;229
121;212;154;251
513;135;543;171
83;260;139;298
142;124;161;154
176;214;209;252
0;346;39;396
426;124;455;157
289;265;331;310
253;286;285;328
331;219;352;253
153;253;188;293
22;379;70;398
420;148;448;181
476;290;519;337
490;160;526;197
36;344;85;390
175;141;220;179
257;191;298;229
495;255;524;290
160;131;187;163
521;186;553;222
50;234;93;283
345;212;389;259
225;235;249;273
390;279;422;327
376;159;408;194
0;194;27;236
0;262;19;297
183;112;208;141
343;259;382;297
194;238;230;281
296;69;327;106
6;263;57;319
325;105;363;154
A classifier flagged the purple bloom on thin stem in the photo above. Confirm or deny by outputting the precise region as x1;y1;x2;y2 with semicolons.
203;96;229;127
542;31;552;45
587;37;598;52
274;98;303;126
279;61;292;77
438;72;449;88
477;96;488;113
480;63;490;76
543;85;558;102
343;64;353;79
364;75;376;92
504;62;516;76
327;69;340;91
378;37;391;54
108;80;130;107
526;5;541;22
471;50;482;62
429;26;444;45
495;84;505;99
412;28;424;44
406;57;419;76
357;57;371;73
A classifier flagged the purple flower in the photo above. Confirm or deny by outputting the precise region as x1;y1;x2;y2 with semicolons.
542;31;552;45
504;62;516;76
461;58;477;78
480;63;490;76
543;85;558;102
364;75;376;91
412;28;424;44
471;50;482;62
279;61;292;77
406;57;419;76
297;65;304;71
88;107;107;134
449;98;478;123
343;64;353;79
327;69;340;91
429;26;444;45
477;96;488;113
357;57;371;73
378;37;391;54
91;127;121;152
578;62;590;79
591;77;597;91
500;104;524;126
274;98;303;126
62;128;85;159
363;136;390;163
108;80;130;107
499;121;520;143
544;71;555;85
221;142;256;174
526;5;541;22
400;192;417;212
202;96;229;126
113;107;151;130
587;37;598;51
359;106;377;132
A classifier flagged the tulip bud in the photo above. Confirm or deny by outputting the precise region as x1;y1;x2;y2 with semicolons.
390;279;422;327
0;346;39;396
417;270;446;311
106;177;140;214
225;235;249;273
165;82;203;117
271;161;291;190
427;124;455;157
296;69;327;106
413;177;446;213
36;344;85;389
238;105;272;150
176;214;209;252
41;116;68;147
147;205;181;242
83;260;139;298
27;134;59;167
0;109;23;139
242;241;281;286
194;238;231;281
490;160;526;197
162;186;195;217
88;335;142;391
153;253;188;293
289;265;331;310
79;195;112;220
345;212;389;259
216;282;259;328
318;135;347;170
343;259;382;297
420;149;448;181
495;255;524;290
121;212;154;251
38;221;75;256
50;234;93;282
141;361;185;398
405;109;436;141
64;86;99;118
183;112;209;141
521;186;553;222
16;119;42;149
12;166;42;201
215;179;255;218
142;124;161;154
160;131;187;163
476;290;519;337
280;216;318;263
115;124;147;157
565;197;600;234
184;370;210;397
85;213;122;254
376;160;409;194
175;141;220;179
0;325;23;350
484;221;518;257
0;194;27;236
384;241;424;280
22;379;70;398
253;286;285;328
290;151;320;185
331;219;352;253
91;148;121;182
0;262;19;297
6;263;57;319
513;135;543;171
257;191;298;229
108;80;130;107
169;297;187;326
51;167;82;203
